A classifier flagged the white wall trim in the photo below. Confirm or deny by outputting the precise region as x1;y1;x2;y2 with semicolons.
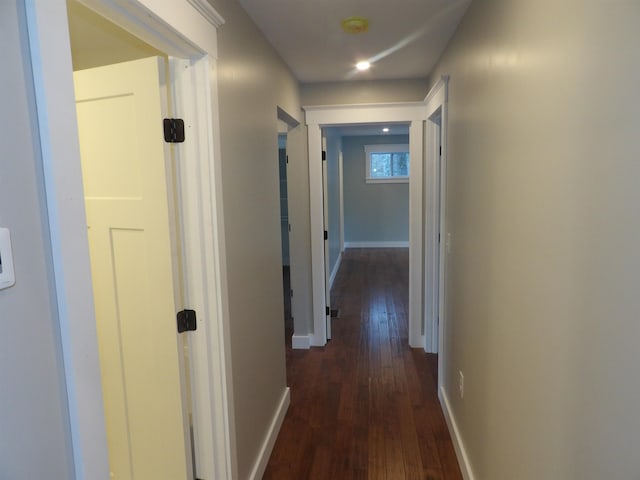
329;251;342;288
439;387;476;480
248;388;291;480
339;149;345;253
304;102;427;348
344;241;409;248
423;76;449;356
28;1;233;478
292;334;311;349
77;0;220;58
185;0;225;27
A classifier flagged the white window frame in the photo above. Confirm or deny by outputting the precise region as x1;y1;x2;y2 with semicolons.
365;144;410;183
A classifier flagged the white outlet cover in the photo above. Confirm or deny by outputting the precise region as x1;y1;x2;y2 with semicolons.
0;228;16;290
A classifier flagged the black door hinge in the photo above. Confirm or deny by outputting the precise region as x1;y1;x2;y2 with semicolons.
322;150;326;161
439;145;442;156
324;230;328;240
177;309;197;333
286;155;289;164
163;118;185;143
326;306;330;316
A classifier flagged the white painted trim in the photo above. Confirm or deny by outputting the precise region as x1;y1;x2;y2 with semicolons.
25;3;109;477
27;1;233;478
329;251;342;288
304;102;427;124
291;334;311;350
170;56;236;480
439;387;476;480
408;120;424;348
304;102;427;349
307;125;328;347
425;76;450;387
339;149;345;253
185;0;225;27
77;0;219;58
344;241;409;248
248;388;291;480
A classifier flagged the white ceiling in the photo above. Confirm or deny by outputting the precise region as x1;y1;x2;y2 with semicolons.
238;0;471;83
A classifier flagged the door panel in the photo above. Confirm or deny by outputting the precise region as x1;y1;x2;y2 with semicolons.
74;57;189;480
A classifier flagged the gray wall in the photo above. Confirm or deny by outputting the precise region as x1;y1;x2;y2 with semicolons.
325;130;342;278
0;2;75;478
429;1;640;478
342;135;409;244
211;0;306;476
301;79;429;105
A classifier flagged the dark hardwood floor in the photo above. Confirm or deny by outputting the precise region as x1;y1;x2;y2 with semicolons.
266;248;462;479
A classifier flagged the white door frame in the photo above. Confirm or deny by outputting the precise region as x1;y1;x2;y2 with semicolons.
304;102;428;348
422;77;449;368
24;1;235;479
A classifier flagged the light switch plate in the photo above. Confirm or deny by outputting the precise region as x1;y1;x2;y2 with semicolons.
0;228;16;290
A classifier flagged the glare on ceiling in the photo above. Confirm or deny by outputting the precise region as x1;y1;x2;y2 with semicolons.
356;61;370;71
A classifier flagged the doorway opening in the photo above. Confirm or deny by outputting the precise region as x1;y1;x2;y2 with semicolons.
29;0;232;478
321;124;411;341
303;84;449;396
68;4;194;478
278;130;293;341
304;102;428;349
276;108;300;346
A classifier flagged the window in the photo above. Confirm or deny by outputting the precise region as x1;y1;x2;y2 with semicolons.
365;144;410;183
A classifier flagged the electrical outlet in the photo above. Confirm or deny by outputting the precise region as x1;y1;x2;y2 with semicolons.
458;370;464;399
446;232;452;254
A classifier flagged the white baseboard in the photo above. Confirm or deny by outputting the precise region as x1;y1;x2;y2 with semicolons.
409;334;425;350
248;387;291;480
439;386;475;480
291;334;311;349
344;241;409;248
329;251;342;289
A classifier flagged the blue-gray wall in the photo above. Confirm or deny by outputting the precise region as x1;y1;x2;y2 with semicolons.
343;135;410;244
325;130;342;277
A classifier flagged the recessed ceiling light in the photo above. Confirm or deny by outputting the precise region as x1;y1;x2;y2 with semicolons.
341;16;369;34
382;127;390;132
356;61;371;71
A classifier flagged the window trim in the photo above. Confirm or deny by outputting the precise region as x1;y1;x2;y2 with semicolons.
364;144;410;184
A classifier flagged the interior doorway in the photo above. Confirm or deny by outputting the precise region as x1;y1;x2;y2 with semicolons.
321;124;411;341
42;1;233;478
278;131;293;340
304;102;429;348
276;108;300;346
74;56;193;479
68;5;193;477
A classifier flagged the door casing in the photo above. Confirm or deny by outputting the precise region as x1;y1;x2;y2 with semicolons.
304;101;431;348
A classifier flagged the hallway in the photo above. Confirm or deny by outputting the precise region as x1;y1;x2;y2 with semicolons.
265;248;462;479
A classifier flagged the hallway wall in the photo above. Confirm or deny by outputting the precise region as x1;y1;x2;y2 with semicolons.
0;2;75;478
210;0;305;476
429;1;640;478
301;78;429;105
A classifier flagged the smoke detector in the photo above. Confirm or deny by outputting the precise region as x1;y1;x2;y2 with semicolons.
341;16;369;34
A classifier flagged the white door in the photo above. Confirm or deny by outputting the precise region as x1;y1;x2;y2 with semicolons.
74;57;190;480
322;134;332;340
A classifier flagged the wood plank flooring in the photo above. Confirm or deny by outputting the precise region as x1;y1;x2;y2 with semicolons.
265;248;462;479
